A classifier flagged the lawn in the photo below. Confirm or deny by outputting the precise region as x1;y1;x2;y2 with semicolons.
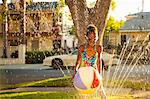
2;76;72;90
0;92;75;99
0;91;134;99
2;76;150;91
1;76;149;99
106;80;150;91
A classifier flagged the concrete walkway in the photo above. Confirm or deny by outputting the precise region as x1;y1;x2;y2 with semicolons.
131;90;150;98
0;87;75;93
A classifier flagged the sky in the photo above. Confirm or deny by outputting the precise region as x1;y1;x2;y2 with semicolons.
110;0;150;20
1;0;150;20
86;0;150;20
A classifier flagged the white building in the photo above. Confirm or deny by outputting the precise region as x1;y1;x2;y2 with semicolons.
60;6;78;49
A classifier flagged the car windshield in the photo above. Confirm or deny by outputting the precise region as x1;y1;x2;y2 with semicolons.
71;50;78;55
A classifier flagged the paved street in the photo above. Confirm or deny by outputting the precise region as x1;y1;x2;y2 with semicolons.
0;64;150;86
0;64;73;86
105;65;150;82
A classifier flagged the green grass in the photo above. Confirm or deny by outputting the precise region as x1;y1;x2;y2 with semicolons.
2;76;72;90
0;76;148;99
0;91;76;99
0;91;134;99
1;76;150;91
109;95;134;99
106;80;150;91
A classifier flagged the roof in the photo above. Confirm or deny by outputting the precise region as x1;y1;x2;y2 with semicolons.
5;2;57;11
119;12;150;32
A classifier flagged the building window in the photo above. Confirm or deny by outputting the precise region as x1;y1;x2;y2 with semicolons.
30;13;40;31
53;40;61;49
73;41;75;48
32;40;39;51
9;40;18;46
64;40;67;48
121;35;126;45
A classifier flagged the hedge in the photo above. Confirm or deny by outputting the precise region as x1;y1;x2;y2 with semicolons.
25;50;59;64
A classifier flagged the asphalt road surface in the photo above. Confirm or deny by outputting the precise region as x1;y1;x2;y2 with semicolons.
0;69;73;85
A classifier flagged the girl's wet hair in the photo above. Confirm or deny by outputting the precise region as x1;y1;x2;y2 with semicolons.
86;26;96;36
86;24;98;41
86;25;98;36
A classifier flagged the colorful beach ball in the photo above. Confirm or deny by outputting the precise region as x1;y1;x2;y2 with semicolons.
73;67;101;94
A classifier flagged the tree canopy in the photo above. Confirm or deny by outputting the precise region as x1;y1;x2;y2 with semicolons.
105;16;124;36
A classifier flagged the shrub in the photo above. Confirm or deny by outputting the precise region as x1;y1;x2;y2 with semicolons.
25;51;49;64
25;50;64;64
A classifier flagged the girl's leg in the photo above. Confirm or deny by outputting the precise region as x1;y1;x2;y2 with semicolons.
98;79;107;99
101;86;107;99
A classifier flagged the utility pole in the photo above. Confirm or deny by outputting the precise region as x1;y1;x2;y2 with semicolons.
2;0;8;58
20;0;26;45
18;0;26;64
141;0;144;12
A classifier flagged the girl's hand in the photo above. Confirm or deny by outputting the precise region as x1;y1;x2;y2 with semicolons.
72;68;77;80
72;73;75;80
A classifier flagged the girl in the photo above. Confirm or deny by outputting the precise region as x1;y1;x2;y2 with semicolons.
74;24;107;98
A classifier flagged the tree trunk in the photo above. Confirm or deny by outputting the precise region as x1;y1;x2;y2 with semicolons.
65;0;111;46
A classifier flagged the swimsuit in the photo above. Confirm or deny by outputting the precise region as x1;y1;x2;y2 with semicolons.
80;44;98;69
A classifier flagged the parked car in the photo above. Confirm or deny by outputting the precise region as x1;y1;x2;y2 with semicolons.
43;50;119;69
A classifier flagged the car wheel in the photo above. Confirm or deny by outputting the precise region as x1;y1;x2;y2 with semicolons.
52;58;64;70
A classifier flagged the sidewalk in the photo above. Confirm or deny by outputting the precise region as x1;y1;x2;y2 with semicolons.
131;90;150;98
0;87;75;93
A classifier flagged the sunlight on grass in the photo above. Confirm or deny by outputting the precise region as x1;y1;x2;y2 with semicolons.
0;92;75;99
0;91;134;99
109;95;134;99
19;76;72;87
0;92;43;98
106;80;150;91
2;76;72;90
2;76;150;92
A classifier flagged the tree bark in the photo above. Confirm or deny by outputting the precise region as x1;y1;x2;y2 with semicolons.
65;0;111;46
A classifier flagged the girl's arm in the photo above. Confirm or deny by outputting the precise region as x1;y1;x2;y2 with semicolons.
96;45;102;73
72;45;83;78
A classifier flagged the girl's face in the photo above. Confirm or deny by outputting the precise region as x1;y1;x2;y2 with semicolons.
87;32;96;42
